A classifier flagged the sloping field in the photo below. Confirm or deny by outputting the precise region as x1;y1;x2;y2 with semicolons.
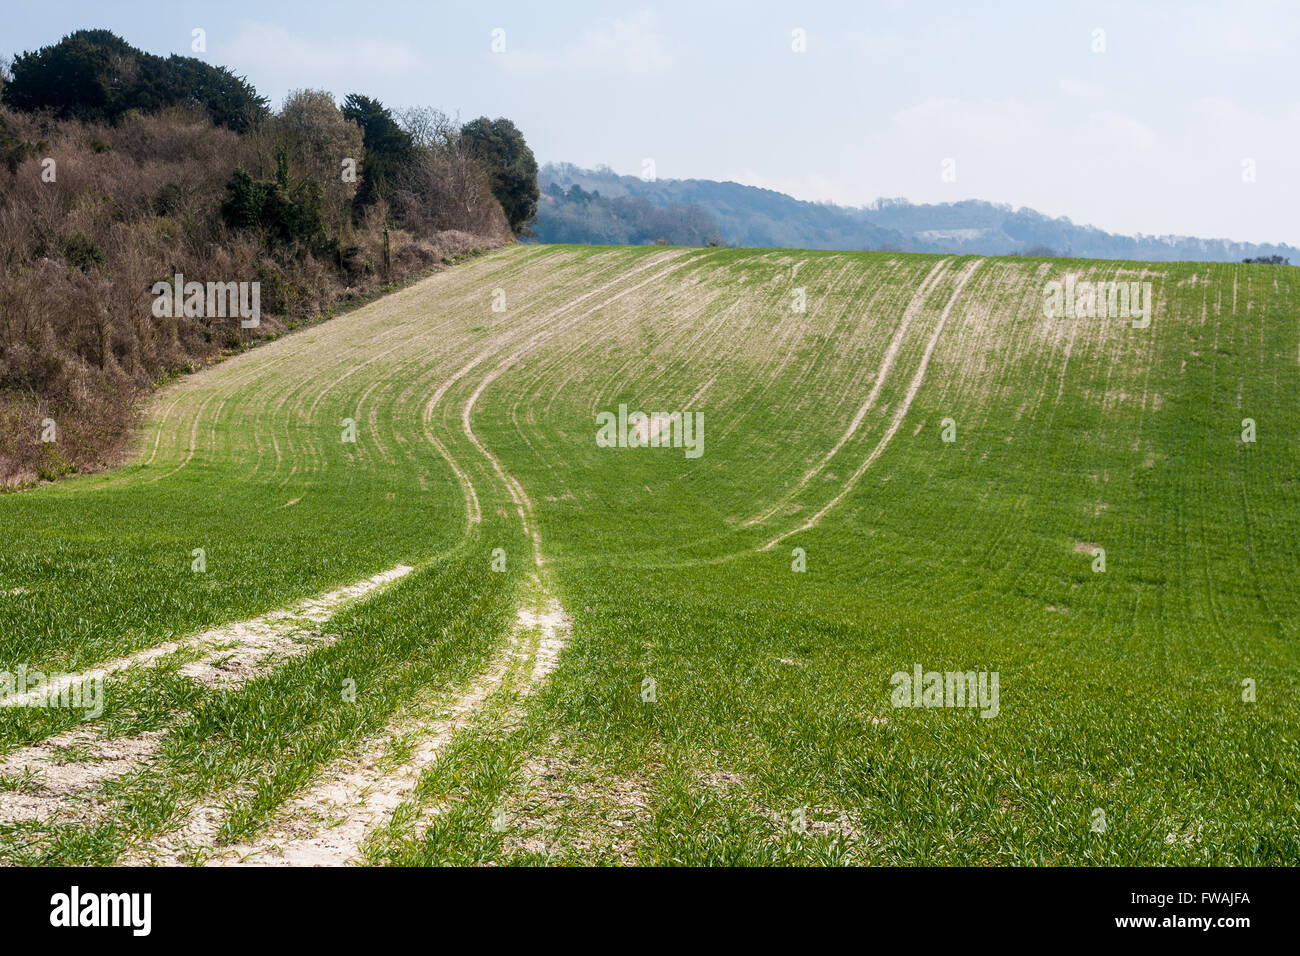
1;244;1297;865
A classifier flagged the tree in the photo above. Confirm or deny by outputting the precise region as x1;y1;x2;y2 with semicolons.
1;30;268;132
392;136;505;236
460;117;539;236
159;54;269;133
397;105;455;148
3;31;119;121
277;90;363;230
341;94;412;209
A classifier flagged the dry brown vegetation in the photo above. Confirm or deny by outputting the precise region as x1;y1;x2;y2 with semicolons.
0;99;511;485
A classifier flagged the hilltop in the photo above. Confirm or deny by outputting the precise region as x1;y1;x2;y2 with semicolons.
536;162;1300;263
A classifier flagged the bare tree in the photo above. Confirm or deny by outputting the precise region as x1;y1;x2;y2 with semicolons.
397;106;456;149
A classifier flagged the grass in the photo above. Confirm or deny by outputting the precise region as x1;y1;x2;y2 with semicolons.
1;245;1297;865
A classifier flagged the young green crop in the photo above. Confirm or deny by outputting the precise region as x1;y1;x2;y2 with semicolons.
2;246;1296;865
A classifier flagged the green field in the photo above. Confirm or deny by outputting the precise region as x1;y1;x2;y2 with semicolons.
1;244;1297;865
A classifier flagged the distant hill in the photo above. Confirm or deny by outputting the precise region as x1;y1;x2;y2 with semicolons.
536;163;1298;263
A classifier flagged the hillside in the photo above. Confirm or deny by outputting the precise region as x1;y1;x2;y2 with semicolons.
2;244;1296;865
0;30;534;486
537;163;1300;263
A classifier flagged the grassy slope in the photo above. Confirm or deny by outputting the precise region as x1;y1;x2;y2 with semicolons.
1;245;1296;864
468;248;1300;864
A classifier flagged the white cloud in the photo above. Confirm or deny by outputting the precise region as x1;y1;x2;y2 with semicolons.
220;20;426;98
1075;110;1157;153
888;98;1033;148
726;168;866;206
1059;77;1103;99
845;30;905;60
1172;2;1299;57
497;11;672;77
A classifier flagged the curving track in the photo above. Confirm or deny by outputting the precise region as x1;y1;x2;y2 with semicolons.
3;246;1299;866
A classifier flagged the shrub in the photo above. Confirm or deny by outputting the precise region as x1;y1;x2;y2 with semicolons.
221;150;327;251
62;233;104;271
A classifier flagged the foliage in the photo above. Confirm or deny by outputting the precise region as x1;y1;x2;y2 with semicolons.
221;149;328;251
276;89;363;231
0;100;506;485
0;30;528;483
462;117;540;236
2;29;268;132
341;93;412;209
535;182;724;246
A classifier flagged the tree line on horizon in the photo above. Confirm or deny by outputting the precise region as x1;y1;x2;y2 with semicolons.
535;162;1299;263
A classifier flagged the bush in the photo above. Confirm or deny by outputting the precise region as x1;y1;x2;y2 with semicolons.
221;150;327;251
62;233;104;271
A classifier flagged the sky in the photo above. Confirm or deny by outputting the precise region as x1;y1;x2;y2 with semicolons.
4;0;1298;245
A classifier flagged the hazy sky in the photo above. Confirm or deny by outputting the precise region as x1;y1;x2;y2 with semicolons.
5;1;1298;245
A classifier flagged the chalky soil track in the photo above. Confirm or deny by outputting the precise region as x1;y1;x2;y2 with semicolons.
1;246;1297;866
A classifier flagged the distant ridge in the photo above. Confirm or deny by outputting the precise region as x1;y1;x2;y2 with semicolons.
536;162;1298;264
